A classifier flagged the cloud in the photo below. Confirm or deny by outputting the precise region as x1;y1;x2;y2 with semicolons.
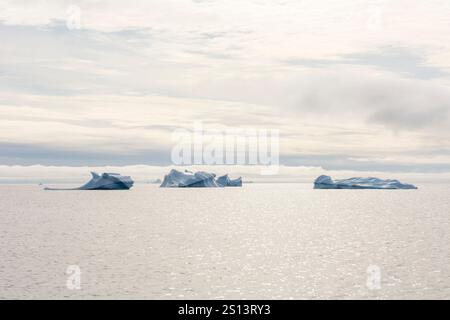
1;1;450;176
285;47;449;79
0;93;281;166
289;68;450;130
0;142;171;166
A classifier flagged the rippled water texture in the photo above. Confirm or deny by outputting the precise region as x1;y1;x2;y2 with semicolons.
1;184;449;299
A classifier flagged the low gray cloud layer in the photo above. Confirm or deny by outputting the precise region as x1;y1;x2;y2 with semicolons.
290;70;450;130
285;47;448;79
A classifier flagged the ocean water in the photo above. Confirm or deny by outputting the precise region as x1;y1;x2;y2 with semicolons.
0;183;449;299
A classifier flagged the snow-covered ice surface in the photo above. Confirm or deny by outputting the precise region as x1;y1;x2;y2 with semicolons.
314;175;418;189
160;169;242;188
45;172;134;190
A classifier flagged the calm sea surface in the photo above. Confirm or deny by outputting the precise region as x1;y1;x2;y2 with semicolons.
0;183;449;299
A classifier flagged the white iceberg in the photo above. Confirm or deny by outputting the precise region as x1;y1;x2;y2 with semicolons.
216;174;243;187
314;175;417;189
45;172;134;190
160;169;242;188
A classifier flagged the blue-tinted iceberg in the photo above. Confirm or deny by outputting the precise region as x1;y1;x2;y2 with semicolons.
314;175;417;189
45;172;134;190
160;169;219;187
160;169;242;188
216;174;243;187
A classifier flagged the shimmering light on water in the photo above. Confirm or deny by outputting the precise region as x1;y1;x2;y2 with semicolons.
1;184;449;299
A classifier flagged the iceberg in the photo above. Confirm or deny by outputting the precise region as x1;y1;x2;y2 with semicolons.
314;175;417;189
160;169;242;188
45;172;134;190
160;169;220;188
216;174;243;187
149;178;162;184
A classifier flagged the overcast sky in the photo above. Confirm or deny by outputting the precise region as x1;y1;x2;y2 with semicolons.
1;0;450;181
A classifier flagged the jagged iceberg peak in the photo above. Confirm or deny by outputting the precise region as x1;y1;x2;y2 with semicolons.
216;174;243;187
45;172;134;190
160;169;242;188
314;175;417;190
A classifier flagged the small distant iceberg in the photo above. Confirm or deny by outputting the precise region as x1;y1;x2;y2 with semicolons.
45;172;134;190
216;174;243;187
160;169;242;188
314;175;417;190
